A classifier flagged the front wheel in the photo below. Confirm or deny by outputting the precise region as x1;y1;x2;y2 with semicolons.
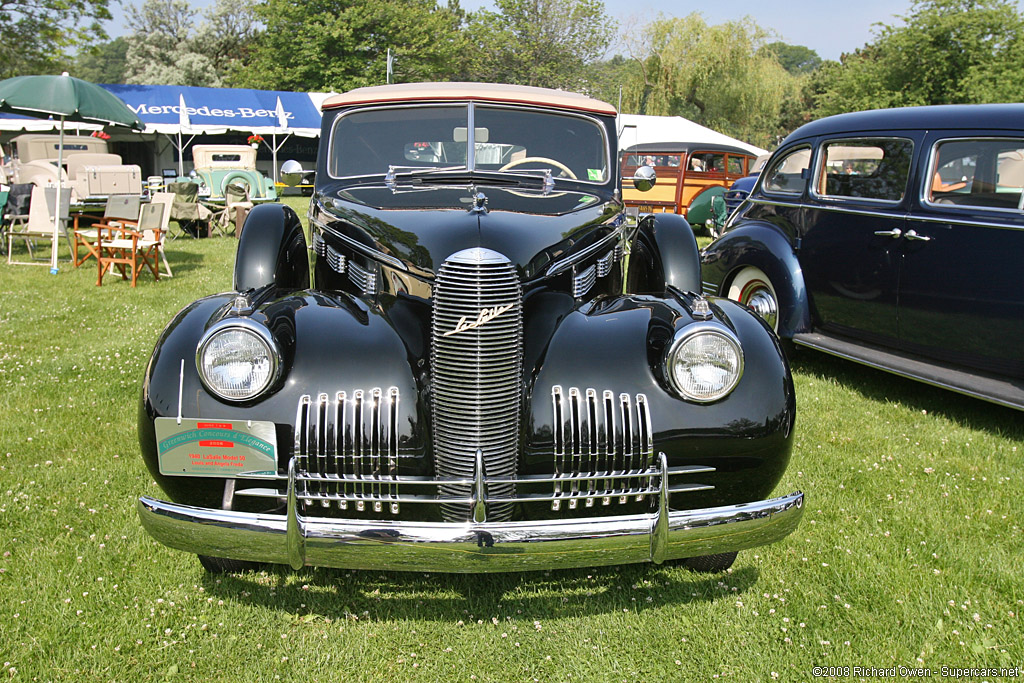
198;554;263;574
680;551;738;573
727;267;779;332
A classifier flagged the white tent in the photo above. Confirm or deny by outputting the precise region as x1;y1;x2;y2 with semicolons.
618;114;768;156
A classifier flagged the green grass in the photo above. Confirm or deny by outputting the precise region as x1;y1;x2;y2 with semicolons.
1;203;1021;681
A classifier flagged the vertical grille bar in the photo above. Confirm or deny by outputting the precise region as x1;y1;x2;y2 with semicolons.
431;248;523;522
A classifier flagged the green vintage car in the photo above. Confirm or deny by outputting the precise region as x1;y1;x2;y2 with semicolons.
183;144;277;203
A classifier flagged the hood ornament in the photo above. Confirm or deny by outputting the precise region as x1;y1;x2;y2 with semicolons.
469;190;488;214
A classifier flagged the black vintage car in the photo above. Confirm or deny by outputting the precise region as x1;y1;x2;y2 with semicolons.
137;83;802;574
702;104;1024;410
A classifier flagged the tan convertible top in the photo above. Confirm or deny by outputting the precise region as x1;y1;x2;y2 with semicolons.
321;82;617;116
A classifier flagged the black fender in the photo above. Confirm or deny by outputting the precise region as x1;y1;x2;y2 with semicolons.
701;221;810;340
627;213;701;294
234;203;309;292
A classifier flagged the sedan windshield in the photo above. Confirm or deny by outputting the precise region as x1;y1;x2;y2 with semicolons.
328;104;608;183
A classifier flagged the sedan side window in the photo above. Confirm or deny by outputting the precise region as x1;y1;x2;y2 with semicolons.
926;138;1024;210
762;146;811;195
817;138;914;202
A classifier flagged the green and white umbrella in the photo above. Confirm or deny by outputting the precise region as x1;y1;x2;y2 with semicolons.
0;72;144;273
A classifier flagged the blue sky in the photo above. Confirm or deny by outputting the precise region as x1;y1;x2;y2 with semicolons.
105;0;1005;62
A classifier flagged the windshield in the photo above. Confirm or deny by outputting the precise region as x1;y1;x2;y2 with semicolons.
328;104;609;183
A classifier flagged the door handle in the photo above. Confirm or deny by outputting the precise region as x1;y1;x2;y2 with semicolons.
904;230;932;242
873;228;902;238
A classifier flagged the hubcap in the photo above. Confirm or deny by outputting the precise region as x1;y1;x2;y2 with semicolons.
741;282;778;330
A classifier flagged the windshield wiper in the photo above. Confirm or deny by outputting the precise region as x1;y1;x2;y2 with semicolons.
384;165;467;189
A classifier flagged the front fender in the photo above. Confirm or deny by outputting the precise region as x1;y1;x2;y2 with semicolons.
628;213;701;294
701;221;810;340
234;203;309;292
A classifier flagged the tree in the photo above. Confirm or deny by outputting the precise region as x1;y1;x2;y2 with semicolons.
763;42;822;75
461;0;615;91
73;37;130;84
813;0;1024;117
122;0;258;87
0;0;112;79
621;14;801;148
235;0;466;92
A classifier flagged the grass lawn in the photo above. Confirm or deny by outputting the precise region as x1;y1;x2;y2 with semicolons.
1;202;1021;681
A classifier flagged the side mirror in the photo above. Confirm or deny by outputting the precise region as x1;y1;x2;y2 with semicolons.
632;165;656;192
281;159;304;187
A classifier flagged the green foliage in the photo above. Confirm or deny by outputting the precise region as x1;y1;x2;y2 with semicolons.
621;14;801;148
461;0;615;90
72;37;130;85
763;41;822;75
0;0;112;79
813;0;1024;117
122;0;258;87
235;0;466;92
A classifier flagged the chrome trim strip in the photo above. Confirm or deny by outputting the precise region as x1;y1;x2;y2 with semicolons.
137;490;804;572
906;213;1024;231
310;216;408;272
545;229;624;278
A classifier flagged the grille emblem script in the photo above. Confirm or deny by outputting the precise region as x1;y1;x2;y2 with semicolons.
443;303;514;337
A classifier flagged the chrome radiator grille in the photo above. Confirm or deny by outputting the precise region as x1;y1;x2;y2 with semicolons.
431;248;523;521
551;385;660;510
293;388;401;514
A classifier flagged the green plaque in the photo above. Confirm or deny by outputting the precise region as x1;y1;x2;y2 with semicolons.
154;417;278;478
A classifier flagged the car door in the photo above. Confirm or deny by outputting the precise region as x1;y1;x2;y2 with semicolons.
798;136;916;344
898;135;1024;378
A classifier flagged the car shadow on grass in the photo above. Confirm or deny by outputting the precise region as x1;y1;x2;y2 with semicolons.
199;561;760;620
789;349;1024;439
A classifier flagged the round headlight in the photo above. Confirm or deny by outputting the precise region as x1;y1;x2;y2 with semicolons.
666;326;744;403
197;321;279;401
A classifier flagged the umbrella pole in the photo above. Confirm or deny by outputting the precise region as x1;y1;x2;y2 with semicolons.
50;116;65;274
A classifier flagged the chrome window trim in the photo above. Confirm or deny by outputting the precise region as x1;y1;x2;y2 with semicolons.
809;135;915;205
325;102;612;185
748;192;1024;232
760;144;813;198
920;135;1024;215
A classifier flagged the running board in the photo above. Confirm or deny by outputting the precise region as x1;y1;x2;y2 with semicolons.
792;332;1024;411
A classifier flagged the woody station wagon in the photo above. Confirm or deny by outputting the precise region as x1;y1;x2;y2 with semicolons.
136;83;803;574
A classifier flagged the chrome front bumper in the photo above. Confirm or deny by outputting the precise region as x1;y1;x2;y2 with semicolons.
137;486;804;573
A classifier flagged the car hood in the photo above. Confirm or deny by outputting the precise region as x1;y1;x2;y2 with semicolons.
313;183;624;281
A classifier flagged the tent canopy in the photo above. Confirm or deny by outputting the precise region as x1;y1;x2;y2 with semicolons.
618;114;767;156
1;84;328;137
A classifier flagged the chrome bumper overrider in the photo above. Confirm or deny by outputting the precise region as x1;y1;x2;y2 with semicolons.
138;457;804;572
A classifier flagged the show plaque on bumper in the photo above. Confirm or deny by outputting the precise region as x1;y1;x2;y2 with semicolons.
155;417;278;478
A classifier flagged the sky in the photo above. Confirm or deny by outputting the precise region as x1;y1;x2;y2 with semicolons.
104;0;1013;62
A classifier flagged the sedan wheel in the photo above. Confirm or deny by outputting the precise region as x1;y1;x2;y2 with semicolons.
728;267;779;332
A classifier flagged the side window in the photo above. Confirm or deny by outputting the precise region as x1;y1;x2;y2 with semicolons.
817;138;914;202
727;156;745;174
762;146;811;195
926;138;1024;210
689;152;725;173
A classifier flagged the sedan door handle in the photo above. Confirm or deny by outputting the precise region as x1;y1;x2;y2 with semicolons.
904;230;932;242
873;228;902;238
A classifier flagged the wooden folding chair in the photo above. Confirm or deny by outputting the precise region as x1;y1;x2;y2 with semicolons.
95;202;163;287
7;186;72;266
149;192;175;277
73;194;141;268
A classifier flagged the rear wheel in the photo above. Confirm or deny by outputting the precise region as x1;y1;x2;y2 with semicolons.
727;267;779;332
680;551;738;573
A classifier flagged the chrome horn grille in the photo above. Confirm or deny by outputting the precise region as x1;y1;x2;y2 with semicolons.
431;248;523;522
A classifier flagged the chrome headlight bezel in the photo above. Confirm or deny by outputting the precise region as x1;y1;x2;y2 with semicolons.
195;318;281;402
665;324;744;403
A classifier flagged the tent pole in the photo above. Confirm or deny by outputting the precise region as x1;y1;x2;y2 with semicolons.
50;116;65;274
